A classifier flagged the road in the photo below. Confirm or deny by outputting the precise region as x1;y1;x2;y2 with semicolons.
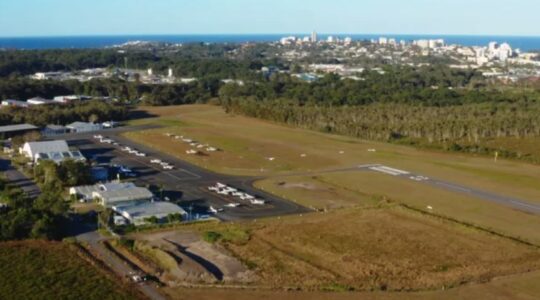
359;164;540;215
0;158;40;198
77;231;166;300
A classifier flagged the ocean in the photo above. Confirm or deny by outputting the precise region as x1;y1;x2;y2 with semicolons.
0;34;540;51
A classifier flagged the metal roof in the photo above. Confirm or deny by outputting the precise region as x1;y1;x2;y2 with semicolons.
94;187;153;204
71;182;136;199
0;124;38;133
114;201;187;219
24;140;69;155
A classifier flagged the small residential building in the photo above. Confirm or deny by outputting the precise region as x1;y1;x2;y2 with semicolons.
42;125;68;137
1;99;29;108
69;182;136;202
33;72;64;80
66;122;103;133
93;185;153;207
0;124;38;140
113;201;187;226
27;97;54;105
53;95;82;103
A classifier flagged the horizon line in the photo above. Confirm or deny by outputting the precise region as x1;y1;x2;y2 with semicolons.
1;33;540;39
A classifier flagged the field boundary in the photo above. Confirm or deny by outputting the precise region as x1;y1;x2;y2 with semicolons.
398;204;540;249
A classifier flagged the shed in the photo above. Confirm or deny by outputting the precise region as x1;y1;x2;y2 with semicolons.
66;122;103;133
0;124;39;140
113;202;187;226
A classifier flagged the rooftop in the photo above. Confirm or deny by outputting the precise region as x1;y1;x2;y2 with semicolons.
114;201;187;218
24;140;69;154
0;123;38;133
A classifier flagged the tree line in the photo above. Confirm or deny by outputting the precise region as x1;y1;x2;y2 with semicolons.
0;100;128;127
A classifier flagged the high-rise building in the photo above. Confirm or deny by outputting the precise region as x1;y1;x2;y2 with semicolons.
311;31;318;43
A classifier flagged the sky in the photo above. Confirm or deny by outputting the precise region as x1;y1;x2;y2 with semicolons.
0;0;539;37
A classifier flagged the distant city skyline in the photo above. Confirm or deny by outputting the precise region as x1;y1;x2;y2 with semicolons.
1;0;539;37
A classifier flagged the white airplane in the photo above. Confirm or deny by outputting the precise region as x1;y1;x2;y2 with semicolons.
208;206;224;213
250;199;266;205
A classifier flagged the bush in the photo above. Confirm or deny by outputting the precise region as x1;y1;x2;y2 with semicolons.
202;231;222;243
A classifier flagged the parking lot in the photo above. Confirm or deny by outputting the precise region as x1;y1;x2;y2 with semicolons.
61;131;310;221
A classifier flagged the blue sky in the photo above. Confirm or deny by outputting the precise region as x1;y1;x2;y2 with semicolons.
0;0;539;37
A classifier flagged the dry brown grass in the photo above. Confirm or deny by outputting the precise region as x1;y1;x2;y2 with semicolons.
164;268;540;300
209;207;540;292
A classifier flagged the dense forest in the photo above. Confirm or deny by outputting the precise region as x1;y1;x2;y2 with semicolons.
0;100;128;126
1;47;540;160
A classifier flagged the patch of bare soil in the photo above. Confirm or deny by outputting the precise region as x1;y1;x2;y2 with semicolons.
134;231;256;284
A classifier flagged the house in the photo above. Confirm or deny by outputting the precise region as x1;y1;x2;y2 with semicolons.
92;185;153;207
53;95;80;103
1;99;29;108
66;122;103;133
112;201;187;226
42;125;68;137
33;72;64;80
0;124;38;140
69;182;136;202
27;97;54;105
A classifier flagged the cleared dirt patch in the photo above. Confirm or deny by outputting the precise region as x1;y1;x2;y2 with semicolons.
133;231;256;284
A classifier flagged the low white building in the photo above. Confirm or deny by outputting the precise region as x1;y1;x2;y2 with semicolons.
66;122;103;133
20;140;85;163
2;99;29;108
92;185;154;207
113;201;187;226
21;140;69;160
27;97;54;105
69;182;136;202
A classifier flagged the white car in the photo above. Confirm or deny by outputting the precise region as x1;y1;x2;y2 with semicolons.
150;159;162;164
93;135;103;139
208;186;219;192
225;203;241;208
163;165;174;170
121;147;131;152
135;152;147;157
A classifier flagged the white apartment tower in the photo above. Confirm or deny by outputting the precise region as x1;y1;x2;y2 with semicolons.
311;31;318;43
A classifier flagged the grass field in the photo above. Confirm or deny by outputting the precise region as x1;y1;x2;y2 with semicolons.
125;105;540;243
187;207;540;292
0;240;138;300
256;172;540;244
127;105;540;203
164;269;540;300
125;104;540;297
